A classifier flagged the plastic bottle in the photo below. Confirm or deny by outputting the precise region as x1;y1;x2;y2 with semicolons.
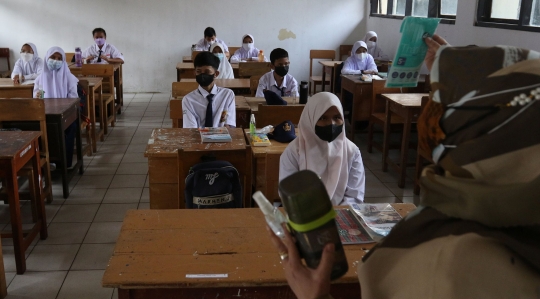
250;114;256;137
38;85;44;99
253;191;287;238
258;50;264;62
191;44;196;53
279;170;349;280
299;81;308;104
18;72;23;84
75;47;82;67
292;88;297;104
256;125;273;134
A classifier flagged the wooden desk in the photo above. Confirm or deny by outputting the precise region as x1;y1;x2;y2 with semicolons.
79;77;103;152
169;96;250;129
0;238;5;298
145;128;246;209
0;78;34;98
244;97;302;117
340;75;373;137
382;93;427;188
182;55;192;62
319;60;342;93
45;98;84;198
176;62;240;82
103;204;415;298
0;131;47;274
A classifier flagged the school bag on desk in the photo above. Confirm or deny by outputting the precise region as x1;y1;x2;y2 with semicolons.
184;160;243;209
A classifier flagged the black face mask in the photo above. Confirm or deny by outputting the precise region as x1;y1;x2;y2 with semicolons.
196;73;215;87
274;65;289;77
315;124;343;143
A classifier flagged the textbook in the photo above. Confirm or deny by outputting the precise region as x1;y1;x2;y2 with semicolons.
335;209;374;244
349;204;402;237
251;133;271;147
199;127;232;143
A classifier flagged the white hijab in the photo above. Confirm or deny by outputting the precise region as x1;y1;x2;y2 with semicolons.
210;42;234;79
15;42;43;77
294;92;357;205
363;31;385;59
36;46;78;98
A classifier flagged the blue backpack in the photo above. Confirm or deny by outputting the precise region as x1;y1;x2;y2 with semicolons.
184;160;243;209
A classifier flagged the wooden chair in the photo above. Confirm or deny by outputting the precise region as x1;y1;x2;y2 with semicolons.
238;62;271;78
265;151;282;203
170;81;199;128
0;99;53;203
0;238;6;298
309;50;335;95
228;46;240;56
256;104;304;127
414;96;433;195
178;142;252;209
0;87;33;98
367;80;409;153
191;51;204;61
81;64;115;135
77;80;94;157
65;52;75;63
339;45;353;61
250;74;262;96
0;48;11;78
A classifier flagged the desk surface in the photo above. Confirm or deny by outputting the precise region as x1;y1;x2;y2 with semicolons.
319;60;343;67
244;97;301;112
43;98;79;115
144;128;246;158
382;93;428;107
0;131;41;159
69;63;121;71
103;204;415;289
77;76;103;87
0;78;34;89
245;129;294;157
183;78;250;89
177;62;240;70
235;96;250;110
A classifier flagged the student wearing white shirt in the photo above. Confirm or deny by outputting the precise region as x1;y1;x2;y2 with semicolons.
255;48;299;97
83;28;124;64
363;31;390;61
182;52;236;128
230;34;268;63
194;27;229;57
342;41;378;75
11;42;43;84
279;92;365;205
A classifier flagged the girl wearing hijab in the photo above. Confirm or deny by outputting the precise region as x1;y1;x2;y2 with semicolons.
11;43;43;84
34;46;79;167
363;31;389;61
230;34;268;63
211;42;234;79
279;92;365;205
342;41;378;75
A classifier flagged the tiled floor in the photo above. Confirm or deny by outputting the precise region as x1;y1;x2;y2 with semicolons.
0;92;420;298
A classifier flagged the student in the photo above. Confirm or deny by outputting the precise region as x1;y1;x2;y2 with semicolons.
182;52;236;128
363;31;389;61
194;27;229;56
342;41;378;75
279;92;365;205
210;42;234;79
83;27;124;64
255;48;299;97
230;34;268;63
33;46;79;167
11;42;43;84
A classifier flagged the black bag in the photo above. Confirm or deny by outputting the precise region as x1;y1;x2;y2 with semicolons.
184;160;243;209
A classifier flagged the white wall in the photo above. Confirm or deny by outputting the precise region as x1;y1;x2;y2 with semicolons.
366;0;540;73
0;0;367;92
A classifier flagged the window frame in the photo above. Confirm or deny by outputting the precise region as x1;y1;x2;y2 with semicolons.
476;0;540;32
370;0;457;24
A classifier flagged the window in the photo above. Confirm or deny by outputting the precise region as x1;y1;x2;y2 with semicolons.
370;0;458;23
476;0;540;32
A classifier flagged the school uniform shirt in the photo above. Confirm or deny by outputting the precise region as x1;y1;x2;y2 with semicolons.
33;46;79;99
342;41;378;75
82;42;124;64
194;38;229;52
230;34;268;62
11;43;43;80
255;71;299;97
182;85;236;128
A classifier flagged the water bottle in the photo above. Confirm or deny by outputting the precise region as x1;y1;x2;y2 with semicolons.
299;81;308;104
253;191;287;239
38;85;44;99
279;170;349;280
258;50;264;62
75;47;82;67
250;114;256;137
292;88;297;104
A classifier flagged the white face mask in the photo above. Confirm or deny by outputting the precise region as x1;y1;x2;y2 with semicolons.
242;43;253;51
366;41;376;48
356;53;367;60
20;52;33;63
209;39;216;45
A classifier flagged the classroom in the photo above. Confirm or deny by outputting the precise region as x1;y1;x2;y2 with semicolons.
0;0;539;298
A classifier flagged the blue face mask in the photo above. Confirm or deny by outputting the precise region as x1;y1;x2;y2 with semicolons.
47;59;63;71
214;53;224;62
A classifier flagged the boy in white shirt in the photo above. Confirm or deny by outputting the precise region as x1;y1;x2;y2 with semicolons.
182;52;236;128
194;27;229;57
83;28;124;64
256;48;299;97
